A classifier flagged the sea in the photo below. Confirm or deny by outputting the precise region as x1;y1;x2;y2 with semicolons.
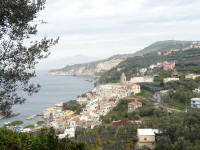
0;70;94;126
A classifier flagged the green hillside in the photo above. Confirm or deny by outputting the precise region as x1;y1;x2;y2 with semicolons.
134;40;192;55
99;48;200;83
49;40;193;76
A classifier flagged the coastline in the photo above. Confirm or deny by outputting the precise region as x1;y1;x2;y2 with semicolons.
47;71;100;85
0;72;94;127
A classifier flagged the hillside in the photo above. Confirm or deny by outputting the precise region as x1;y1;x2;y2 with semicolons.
48;40;193;77
99;48;200;83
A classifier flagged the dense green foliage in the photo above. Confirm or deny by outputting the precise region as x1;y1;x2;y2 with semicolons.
7;120;24;126
101;98;167;127
0;127;85;150
63;100;85;114
135;40;192;56
163;78;200;105
0;0;58;116
76;126;137;150
24;124;35;129
37;120;45;125
155;110;200;150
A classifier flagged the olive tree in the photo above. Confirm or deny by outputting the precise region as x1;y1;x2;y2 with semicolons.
0;0;58;116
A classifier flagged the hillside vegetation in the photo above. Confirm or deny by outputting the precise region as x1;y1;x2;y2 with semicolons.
99;48;200;83
49;40;193;77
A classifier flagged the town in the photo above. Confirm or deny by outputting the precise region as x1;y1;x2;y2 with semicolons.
42;46;200;149
3;42;200;150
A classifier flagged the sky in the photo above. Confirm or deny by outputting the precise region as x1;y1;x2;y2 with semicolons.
35;0;200;70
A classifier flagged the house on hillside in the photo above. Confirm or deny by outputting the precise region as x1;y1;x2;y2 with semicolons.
139;68;148;75
149;64;157;70
77;96;88;105
185;74;200;80
191;98;200;108
111;120;129;126
163;61;175;71
124;83;141;95
58;120;76;139
163;78;179;83
130;76;154;83
137;129;159;149
193;88;200;94
128;101;142;112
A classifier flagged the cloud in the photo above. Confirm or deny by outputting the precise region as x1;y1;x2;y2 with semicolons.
35;0;200;70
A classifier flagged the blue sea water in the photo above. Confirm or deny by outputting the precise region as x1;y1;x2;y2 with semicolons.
0;70;94;126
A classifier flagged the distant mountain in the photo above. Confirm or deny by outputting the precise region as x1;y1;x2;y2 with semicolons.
134;40;192;55
37;55;98;70
48;40;193;77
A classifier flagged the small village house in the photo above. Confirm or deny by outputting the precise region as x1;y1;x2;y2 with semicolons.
163;61;175;71
191;98;200;108
130;76;154;83
163;77;179;83
77;96;88;105
193;88;200;94
58;120;76;139
137;129;159;149
185;74;200;80
128;101;142;112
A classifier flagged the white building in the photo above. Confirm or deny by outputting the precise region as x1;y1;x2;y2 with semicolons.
130;76;154;83
58;127;75;139
185;74;200;80
120;73;126;83
139;68;147;75
137;129;159;149
191;98;200;108
58;120;76;139
77;97;88;105
54;102;63;107
163;78;179;83
149;64;157;70
193;88;200;94
129;84;141;95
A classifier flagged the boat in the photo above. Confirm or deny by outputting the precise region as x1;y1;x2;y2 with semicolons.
26;114;37;120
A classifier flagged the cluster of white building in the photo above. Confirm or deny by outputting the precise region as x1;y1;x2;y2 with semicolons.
185;74;200;80
183;41;200;50
163;77;179;83
43;74;141;139
130;76;154;83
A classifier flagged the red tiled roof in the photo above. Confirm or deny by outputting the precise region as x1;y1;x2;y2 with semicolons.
127;97;137;100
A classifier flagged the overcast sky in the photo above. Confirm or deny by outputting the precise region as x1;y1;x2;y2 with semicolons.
36;0;200;70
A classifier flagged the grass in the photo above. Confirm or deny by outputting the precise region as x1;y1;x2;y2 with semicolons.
6;120;23;126
37;120;45;125
135;91;151;99
24;124;35;129
168;102;190;111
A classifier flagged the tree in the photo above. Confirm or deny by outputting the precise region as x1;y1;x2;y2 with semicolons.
156;110;200;150
0;127;86;150
0;0;58;116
